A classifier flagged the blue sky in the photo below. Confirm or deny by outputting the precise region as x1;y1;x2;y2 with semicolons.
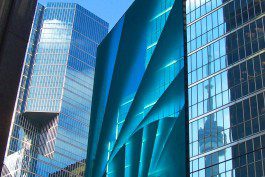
38;0;134;30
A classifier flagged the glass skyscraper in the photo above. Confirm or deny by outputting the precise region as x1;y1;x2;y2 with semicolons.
187;0;265;175
1;2;108;176
86;0;187;176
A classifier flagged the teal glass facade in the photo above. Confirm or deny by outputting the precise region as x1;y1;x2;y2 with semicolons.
1;3;108;176
187;0;265;175
86;0;187;176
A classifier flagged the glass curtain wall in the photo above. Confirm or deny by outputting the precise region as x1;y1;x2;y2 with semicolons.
187;0;265;175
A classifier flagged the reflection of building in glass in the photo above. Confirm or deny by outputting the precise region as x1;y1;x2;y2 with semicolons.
198;49;225;176
86;0;187;176
187;0;265;175
1;2;108;176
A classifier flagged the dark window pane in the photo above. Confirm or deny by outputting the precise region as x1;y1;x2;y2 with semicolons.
240;166;247;177
238;123;245;139
244;99;251;120
252;118;259;133
254;137;261;150
255;149;261;161
246;139;253;152
250;96;258;118
259;115;265;131
257;93;265;115
237;102;243;123
255;75;262;90
255;161;263;177
245;120;252;136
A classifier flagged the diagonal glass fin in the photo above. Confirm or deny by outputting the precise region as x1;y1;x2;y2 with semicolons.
110;0;185;162
86;16;125;177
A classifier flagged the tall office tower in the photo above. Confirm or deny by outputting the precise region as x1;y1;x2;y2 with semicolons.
187;0;265;175
86;0;187;176
0;0;37;169
1;2;108;176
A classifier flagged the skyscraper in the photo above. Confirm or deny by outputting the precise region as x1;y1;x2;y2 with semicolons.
187;0;265;175
1;2;108;176
86;0;187;176
0;0;37;169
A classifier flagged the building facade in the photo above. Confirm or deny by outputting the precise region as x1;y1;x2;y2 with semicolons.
86;0;187;177
87;0;265;176
187;0;265;175
0;0;37;169
1;3;108;176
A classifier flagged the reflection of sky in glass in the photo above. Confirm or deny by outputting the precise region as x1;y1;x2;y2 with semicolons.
26;19;71;113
